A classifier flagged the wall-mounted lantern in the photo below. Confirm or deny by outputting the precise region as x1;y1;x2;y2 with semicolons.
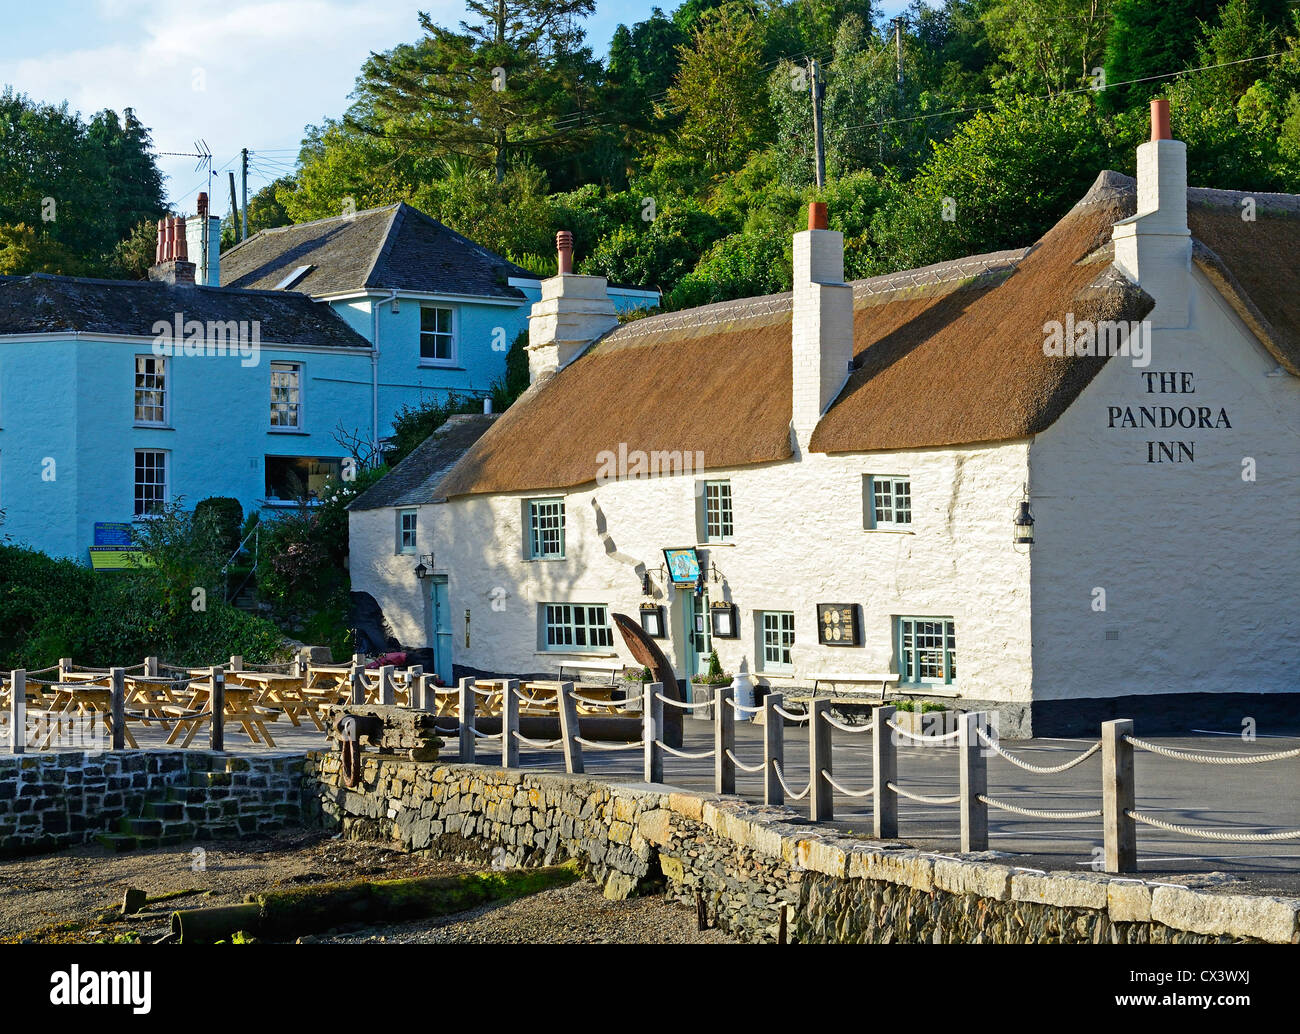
1013;490;1035;549
641;570;652;596
414;553;435;580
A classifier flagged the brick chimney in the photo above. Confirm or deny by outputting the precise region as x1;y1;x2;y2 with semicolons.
1111;99;1191;328
525;230;617;383
791;202;854;451
149;214;196;285
184;192;222;287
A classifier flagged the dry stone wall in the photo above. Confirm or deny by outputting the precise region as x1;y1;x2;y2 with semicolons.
305;752;1300;945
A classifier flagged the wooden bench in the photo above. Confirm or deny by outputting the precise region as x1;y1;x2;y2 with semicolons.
808;672;899;696
556;659;624;685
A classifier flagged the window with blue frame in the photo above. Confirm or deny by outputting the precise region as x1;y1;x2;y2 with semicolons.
528;497;565;559
702;480;734;542
542;604;613;651
759;611;795;672
397;509;418;554
897;617;956;684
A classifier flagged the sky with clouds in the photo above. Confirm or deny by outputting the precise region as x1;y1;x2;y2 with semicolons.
0;1;920;212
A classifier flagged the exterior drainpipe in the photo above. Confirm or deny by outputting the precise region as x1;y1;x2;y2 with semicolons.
371;290;396;453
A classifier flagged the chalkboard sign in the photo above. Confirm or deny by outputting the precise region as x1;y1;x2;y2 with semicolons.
816;603;861;646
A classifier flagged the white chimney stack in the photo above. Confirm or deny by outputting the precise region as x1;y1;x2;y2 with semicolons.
526;230;617;383
1112;99;1191;328
791;202;854;451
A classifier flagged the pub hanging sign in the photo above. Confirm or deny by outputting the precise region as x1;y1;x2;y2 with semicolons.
817;603;862;647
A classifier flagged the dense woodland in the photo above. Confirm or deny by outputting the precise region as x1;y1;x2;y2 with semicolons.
4;1;1300;302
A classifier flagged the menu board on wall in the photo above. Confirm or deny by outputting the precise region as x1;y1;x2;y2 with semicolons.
817;604;861;646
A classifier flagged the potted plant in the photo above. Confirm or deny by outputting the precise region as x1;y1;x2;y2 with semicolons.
691;650;732;708
891;699;958;736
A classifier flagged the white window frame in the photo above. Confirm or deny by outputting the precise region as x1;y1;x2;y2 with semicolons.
134;354;169;426
527;497;565;560
397;508;418;555
418;305;457;366
134;449;169;518
897;617;956;685
865;475;912;530
702;480;734;542
270;361;304;431
542;603;613;653
759;611;795;673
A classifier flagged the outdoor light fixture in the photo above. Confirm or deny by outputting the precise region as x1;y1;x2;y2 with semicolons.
694;570;706;597
1013;489;1035;549
641;571;652;596
414;553;435;579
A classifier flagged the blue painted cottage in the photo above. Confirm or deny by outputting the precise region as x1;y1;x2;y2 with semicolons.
0;202;657;562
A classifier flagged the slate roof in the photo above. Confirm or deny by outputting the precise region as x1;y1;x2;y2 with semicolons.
220;202;537;299
0;273;370;348
349;414;498;511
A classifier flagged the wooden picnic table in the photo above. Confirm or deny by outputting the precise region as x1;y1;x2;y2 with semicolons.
226;671;319;729
124;674;190;724
163;681;278;748
37;684;137;749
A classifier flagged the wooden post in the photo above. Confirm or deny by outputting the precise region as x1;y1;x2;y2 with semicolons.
109;667;126;751
809;697;833;822
764;692;784;806
405;665;423;708
378;664;396;706
959;711;988;852
1103;718;1136;874
501;679;520;768
348;664;366;706
58;657;72;682
226;655;241;673
145;656;160;677
9;670;25;755
872;705;897;838
458;677;476;763
644;682;663;784
714;684;735;795
416;674;435;711
556;681;584;775
208;668;225;752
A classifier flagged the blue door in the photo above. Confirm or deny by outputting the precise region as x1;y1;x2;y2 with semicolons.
430;576;453;686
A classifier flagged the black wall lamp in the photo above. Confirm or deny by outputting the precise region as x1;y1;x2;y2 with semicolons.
414;553;435;579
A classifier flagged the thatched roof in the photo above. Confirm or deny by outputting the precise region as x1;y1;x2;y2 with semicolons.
349;414;497;511
435;170;1296;498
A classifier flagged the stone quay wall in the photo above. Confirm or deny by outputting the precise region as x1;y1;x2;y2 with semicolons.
0;750;306;857
305;751;1300;945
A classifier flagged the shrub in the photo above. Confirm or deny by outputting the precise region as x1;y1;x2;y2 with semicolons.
194;497;244;560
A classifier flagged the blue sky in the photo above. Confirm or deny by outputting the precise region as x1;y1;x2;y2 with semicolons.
0;1;922;210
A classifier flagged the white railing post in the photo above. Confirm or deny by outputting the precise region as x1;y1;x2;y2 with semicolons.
8;670;25;755
714;684;735;795
458;677;477;763
417;674;437;712
58;657;72;682
501;679;520;768
349;663;366;706
959;711;988;852
378;664;396;706
644;682;663;784
146;656;160;677
109;667;126;751
557;681;584;775
872;705;898;838
225;655;240;673
809;698;833;822
1103;718;1136;874
208;668;225;752
764;692;783;806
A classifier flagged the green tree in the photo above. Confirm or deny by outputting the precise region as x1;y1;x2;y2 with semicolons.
982;0;1115;96
350;1;602;185
659;4;773;182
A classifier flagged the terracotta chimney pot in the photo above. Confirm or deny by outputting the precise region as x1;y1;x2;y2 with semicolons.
556;230;574;274
809;202;828;231
1151;98;1171;142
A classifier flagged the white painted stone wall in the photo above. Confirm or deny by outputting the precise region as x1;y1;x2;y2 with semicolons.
1028;266;1300;703
356;442;1034;703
